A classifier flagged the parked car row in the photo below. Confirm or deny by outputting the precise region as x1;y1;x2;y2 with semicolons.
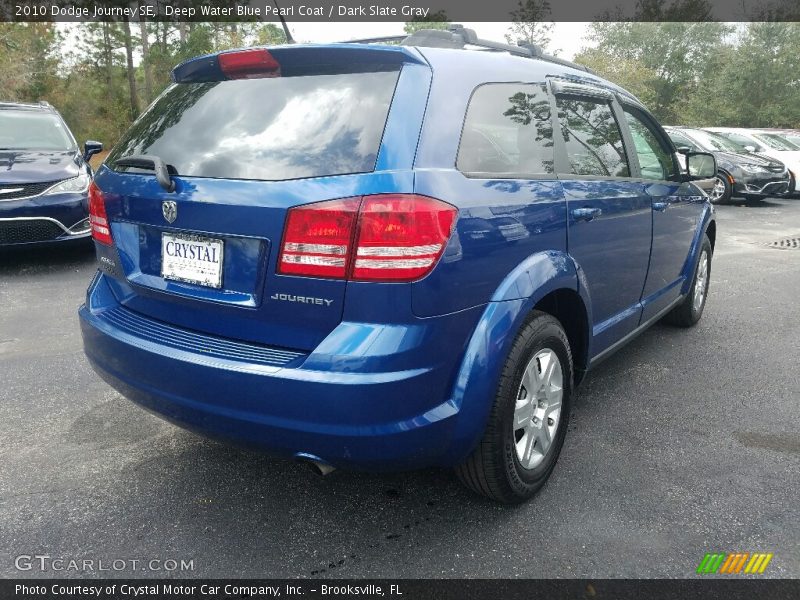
666;125;800;204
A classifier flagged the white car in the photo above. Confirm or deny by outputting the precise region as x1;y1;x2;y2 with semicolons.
777;130;800;147
705;127;800;195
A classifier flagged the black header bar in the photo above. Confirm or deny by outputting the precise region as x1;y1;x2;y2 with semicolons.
1;0;799;22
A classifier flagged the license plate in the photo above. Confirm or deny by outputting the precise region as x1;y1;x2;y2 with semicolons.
161;233;224;289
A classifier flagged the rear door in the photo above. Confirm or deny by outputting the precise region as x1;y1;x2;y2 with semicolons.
551;82;652;356
93;47;430;351
412;81;567;317
619;103;704;322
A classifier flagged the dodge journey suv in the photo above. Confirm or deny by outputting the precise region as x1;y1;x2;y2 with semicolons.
79;28;717;503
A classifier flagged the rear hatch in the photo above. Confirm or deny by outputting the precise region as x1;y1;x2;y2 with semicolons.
92;45;429;351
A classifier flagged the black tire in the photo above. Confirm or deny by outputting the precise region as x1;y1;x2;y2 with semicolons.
663;234;712;327
455;311;573;504
709;173;732;205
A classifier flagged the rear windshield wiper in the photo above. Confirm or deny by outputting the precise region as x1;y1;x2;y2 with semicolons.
114;154;176;193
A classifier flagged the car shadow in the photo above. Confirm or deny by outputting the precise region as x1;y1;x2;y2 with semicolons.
726;197;792;208
0;240;95;276
108;420;503;577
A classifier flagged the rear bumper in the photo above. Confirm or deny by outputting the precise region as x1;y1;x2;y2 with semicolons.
79;272;483;470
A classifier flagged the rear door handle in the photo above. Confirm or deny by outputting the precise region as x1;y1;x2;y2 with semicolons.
653;201;669;212
571;207;602;222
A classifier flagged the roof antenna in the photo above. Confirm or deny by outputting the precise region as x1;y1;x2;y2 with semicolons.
272;0;295;44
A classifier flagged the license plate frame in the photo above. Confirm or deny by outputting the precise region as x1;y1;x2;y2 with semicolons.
161;232;224;289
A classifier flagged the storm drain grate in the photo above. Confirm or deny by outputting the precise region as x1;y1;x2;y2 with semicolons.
767;237;800;249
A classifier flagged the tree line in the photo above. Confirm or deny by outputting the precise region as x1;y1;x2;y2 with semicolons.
1;21;287;148
1;19;798;153
575;22;800;128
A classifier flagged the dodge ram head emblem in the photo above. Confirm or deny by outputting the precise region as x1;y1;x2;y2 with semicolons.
162;200;177;224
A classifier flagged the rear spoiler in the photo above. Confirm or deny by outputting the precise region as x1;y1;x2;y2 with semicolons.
172;44;427;83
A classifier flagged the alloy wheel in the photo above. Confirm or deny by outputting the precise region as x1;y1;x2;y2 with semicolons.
693;249;709;313
709;177;726;202
513;349;563;470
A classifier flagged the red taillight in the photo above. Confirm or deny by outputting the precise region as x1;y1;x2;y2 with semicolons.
277;195;457;282
88;181;113;246
218;49;280;79
277;198;360;278
352;195;457;281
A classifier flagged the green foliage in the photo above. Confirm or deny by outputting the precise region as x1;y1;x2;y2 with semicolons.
505;0;555;51
0;23;61;101
684;23;800;128
573;48;659;109
576;22;800;128
403;15;449;34
578;22;733;124
256;24;289;45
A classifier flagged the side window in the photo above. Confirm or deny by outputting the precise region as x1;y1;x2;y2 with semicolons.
726;132;761;151
457;83;554;176
669;131;699;152
623;108;677;181
555;96;629;177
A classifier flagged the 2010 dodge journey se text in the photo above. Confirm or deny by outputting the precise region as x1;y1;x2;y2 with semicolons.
79;27;717;503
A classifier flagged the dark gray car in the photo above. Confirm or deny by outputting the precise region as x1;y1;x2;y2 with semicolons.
665;126;790;204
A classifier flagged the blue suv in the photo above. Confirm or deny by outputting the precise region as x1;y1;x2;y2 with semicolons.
79;28;717;503
0;101;103;246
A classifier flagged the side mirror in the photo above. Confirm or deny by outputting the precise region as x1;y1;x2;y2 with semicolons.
744;145;757;153
675;146;692;155
685;151;716;180
83;140;103;162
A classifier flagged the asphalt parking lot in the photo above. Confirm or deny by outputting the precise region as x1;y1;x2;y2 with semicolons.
1;198;798;579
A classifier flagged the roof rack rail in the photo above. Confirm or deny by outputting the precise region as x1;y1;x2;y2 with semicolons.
339;34;407;44
340;24;595;74
401;24;532;57
515;42;596;74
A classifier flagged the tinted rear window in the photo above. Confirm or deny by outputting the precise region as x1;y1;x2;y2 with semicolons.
107;69;400;181
457;83;554;176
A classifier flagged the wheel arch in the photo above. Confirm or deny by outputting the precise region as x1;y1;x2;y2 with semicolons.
717;167;734;181
705;218;717;253
680;208;716;295
532;288;590;385
709;169;734;203
443;251;592;465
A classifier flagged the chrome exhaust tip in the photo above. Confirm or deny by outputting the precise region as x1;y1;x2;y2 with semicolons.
294;452;336;476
